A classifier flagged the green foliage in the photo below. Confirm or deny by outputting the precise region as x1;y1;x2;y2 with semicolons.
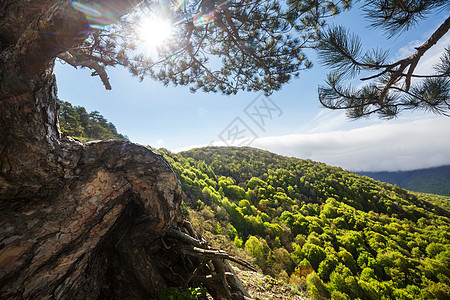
268;248;294;278
306;272;330;299
318;255;339;282
426;243;446;258
234;235;243;248
331;290;350;300
66;0;448;118
158;146;450;300
298;243;326;270
158;286;207;300
419;282;450;300
80;0;317;95
58;100;126;141
245;236;268;265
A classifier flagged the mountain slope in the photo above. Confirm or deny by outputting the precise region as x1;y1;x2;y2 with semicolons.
360;165;450;197
159;147;450;300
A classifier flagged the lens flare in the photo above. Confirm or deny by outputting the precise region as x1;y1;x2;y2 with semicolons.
137;13;174;53
71;1;102;17
173;0;185;11
71;1;116;27
193;10;215;27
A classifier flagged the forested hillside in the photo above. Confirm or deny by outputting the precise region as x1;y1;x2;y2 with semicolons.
360;166;450;198
58;100;127;141
158;147;450;300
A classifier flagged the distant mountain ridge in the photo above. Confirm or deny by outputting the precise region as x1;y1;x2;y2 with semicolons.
359;165;450;197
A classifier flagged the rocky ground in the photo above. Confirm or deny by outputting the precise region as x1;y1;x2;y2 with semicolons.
234;268;308;300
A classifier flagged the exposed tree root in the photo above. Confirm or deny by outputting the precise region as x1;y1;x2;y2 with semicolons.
160;220;254;299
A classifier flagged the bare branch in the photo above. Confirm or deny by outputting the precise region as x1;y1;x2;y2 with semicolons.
58;51;112;90
380;16;450;99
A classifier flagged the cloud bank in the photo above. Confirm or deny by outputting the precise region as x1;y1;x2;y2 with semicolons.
252;118;450;171
177;118;450;172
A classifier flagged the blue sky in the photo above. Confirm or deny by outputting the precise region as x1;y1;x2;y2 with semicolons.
55;4;450;172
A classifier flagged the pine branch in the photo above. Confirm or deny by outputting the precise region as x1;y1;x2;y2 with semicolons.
379;16;450;100
318;15;450;118
221;5;272;75
58;51;112;90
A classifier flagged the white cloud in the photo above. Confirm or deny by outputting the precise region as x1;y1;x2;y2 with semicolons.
396;39;423;60
252;117;450;171
302;110;349;133
176;117;450;172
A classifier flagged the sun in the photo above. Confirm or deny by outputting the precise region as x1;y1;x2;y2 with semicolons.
137;13;173;53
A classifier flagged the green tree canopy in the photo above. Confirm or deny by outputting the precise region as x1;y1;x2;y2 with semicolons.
157;146;450;299
58;100;127;140
61;0;449;118
62;0;314;94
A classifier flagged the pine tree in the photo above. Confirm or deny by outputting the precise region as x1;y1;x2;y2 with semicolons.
315;0;450;118
57;0;314;95
1;0;449;298
55;0;449;117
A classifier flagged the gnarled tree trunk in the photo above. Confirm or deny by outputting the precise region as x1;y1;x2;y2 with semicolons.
0;1;250;299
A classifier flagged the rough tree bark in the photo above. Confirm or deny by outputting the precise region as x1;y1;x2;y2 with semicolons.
0;1;250;299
